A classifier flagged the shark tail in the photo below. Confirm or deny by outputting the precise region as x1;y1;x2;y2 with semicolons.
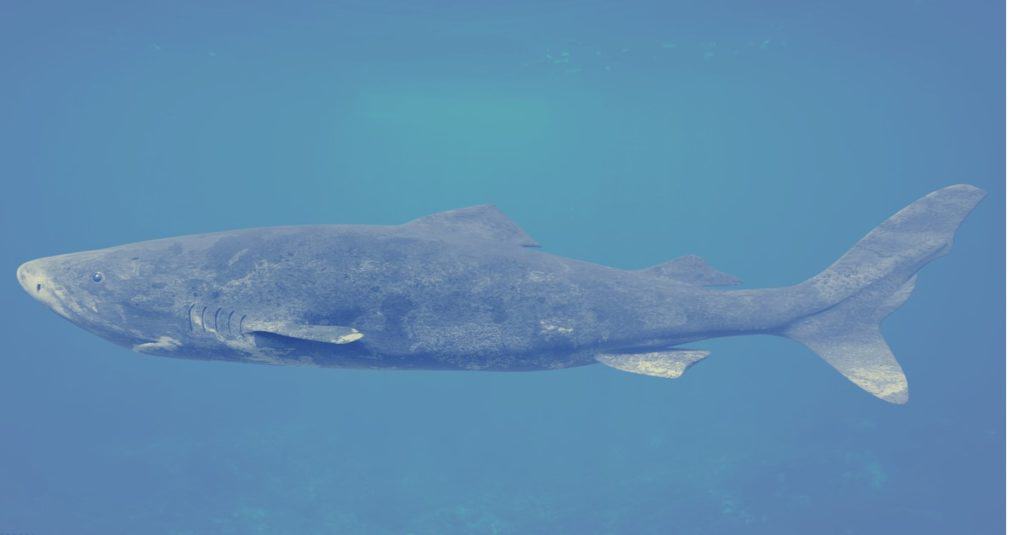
780;184;986;404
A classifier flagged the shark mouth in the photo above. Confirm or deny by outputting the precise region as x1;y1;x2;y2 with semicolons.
132;336;183;354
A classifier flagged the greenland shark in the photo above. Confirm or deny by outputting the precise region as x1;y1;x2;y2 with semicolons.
16;185;985;404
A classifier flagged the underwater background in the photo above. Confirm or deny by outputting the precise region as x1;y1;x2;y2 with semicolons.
0;1;1004;533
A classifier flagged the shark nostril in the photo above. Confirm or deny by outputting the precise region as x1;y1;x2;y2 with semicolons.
36;283;42;292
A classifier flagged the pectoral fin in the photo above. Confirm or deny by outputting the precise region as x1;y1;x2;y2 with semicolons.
243;320;364;344
596;349;710;378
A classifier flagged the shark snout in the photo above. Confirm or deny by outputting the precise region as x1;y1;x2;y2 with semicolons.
17;258;72;319
17;259;46;295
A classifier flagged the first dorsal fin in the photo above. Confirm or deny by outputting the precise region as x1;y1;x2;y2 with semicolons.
404;205;540;247
640;255;741;286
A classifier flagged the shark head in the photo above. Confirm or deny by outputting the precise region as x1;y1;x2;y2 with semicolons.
16;230;367;365
17;243;192;354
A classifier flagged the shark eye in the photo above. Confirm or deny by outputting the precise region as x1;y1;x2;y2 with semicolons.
91;272;104;283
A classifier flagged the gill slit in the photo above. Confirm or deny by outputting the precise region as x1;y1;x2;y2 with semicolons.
187;301;246;339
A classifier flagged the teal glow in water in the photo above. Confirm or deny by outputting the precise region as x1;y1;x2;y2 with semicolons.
0;1;1003;533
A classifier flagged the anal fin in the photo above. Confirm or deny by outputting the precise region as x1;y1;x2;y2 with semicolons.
596;349;710;379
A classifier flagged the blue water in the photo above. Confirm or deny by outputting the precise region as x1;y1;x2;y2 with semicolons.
0;1;1004;533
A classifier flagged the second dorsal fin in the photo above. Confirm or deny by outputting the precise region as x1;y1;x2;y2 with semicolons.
640;255;741;286
404;205;540;247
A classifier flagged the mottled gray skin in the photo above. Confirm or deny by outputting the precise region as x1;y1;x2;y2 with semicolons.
15;218;808;371
16;185;985;403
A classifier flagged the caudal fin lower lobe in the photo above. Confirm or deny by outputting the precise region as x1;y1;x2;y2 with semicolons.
782;184;986;404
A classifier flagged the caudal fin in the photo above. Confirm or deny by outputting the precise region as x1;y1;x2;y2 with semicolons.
782;184;986;404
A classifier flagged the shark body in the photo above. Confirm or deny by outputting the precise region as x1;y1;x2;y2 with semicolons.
17;185;985;404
